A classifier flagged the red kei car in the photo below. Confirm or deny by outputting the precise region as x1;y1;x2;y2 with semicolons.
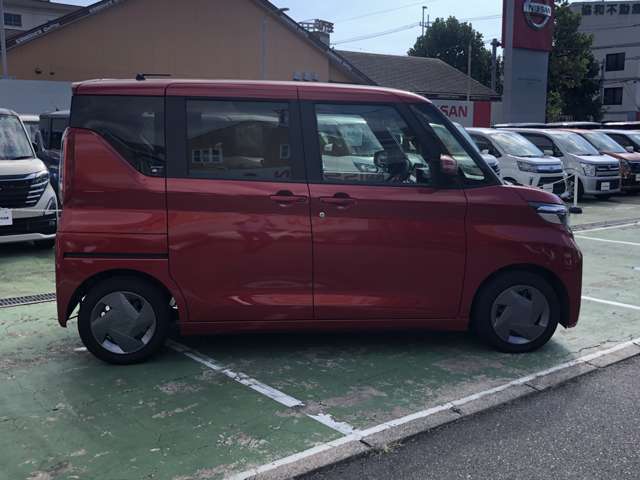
56;79;583;364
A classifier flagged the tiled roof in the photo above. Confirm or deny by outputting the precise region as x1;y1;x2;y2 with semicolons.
337;50;499;100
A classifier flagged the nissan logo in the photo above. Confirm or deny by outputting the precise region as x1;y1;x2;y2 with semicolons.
524;0;553;30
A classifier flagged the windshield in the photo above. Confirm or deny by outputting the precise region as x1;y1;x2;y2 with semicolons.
553;132;600;156
454;123;482;154
0;115;33;160
628;133;640;145
581;131;626;153
490;131;544;157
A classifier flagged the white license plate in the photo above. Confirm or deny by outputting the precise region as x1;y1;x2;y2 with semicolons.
0;208;12;226
542;183;554;192
636;174;640;182
600;182;611;192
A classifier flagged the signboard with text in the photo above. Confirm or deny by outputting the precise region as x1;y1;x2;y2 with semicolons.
503;0;554;52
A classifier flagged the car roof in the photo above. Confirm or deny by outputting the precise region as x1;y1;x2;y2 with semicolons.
506;128;572;136
0;108;18;116
599;129;639;135
72;79;430;103
40;110;70;118
19;114;40;122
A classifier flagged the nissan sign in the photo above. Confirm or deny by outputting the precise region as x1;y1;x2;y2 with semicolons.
524;0;553;30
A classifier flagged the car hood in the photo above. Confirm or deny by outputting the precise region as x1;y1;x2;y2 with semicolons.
512;156;560;165
575;154;619;164
615;151;640;162
508;184;563;204
0;158;47;176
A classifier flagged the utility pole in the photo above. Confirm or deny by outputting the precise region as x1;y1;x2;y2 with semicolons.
0;0;8;79
491;38;501;93
421;6;426;38
467;39;472;102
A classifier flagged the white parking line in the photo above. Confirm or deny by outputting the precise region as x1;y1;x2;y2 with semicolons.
229;337;640;480
582;296;640;311
167;340;357;435
575;236;640;247
576;221;640;234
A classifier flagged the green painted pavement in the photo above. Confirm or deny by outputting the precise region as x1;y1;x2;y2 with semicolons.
0;243;55;298
0;304;340;480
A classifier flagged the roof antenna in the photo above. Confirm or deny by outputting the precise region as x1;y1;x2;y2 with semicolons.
136;73;172;81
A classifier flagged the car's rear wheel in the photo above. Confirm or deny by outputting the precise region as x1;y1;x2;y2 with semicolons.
78;276;170;365
472;271;560;353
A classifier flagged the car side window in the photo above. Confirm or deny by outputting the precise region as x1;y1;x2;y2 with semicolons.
609;134;632;149
522;134;560;157
471;135;500;157
314;104;433;186
185;100;298;182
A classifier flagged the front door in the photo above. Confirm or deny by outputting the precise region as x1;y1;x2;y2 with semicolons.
166;95;313;324
303;102;474;320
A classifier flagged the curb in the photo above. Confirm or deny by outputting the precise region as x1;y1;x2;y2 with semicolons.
241;340;640;480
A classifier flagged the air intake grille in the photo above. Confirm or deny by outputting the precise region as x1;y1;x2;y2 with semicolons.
0;293;56;308
0;173;49;208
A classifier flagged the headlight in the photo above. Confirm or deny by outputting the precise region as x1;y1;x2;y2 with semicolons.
517;161;537;172
531;202;571;232
33;170;50;183
354;161;379;173
581;163;596;176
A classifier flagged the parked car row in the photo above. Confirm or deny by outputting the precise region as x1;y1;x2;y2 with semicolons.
462;125;640;200
0;109;58;247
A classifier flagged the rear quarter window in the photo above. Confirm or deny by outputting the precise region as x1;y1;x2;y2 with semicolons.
70;95;165;177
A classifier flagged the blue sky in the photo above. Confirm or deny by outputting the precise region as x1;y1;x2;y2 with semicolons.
53;1;576;55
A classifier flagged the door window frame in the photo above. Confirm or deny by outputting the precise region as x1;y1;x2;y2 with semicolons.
165;96;307;183
300;100;498;189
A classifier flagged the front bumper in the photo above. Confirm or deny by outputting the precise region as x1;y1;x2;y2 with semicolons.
581;175;621;195
0;214;57;244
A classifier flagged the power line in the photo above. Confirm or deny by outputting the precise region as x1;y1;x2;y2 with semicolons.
332;22;421;45
331;13;503;47
332;1;436;24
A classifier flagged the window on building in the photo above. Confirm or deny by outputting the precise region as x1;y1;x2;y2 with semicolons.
4;13;22;27
603;87;624;106
605;52;626;72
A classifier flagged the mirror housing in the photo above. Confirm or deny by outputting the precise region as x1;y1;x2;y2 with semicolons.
440;154;458;176
543;149;555;157
626;146;635;153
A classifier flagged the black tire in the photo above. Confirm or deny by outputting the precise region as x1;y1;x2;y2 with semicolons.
472;271;560;353
34;239;55;249
78;276;170;365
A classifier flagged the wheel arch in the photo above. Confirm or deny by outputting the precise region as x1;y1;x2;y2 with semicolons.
65;269;179;324
470;264;571;328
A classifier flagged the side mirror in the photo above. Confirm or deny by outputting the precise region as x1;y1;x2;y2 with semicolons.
440;154;459;176
626;146;635;153
481;149;490;155
543;149;555;157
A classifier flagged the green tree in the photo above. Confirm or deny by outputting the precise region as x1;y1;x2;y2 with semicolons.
409;17;499;92
547;1;602;121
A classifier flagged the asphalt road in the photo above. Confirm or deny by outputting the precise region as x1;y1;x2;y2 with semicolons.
301;355;640;480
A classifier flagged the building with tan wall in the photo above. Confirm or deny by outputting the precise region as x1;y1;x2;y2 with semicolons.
3;0;370;84
3;0;79;38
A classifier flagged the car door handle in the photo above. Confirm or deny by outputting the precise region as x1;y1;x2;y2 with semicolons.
270;191;308;205
319;195;356;208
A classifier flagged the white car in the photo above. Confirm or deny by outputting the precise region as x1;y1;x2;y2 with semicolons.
452;123;501;178
467;128;566;195
0;109;58;247
509;129;621;199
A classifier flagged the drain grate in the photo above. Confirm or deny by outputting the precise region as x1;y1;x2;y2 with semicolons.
0;293;57;308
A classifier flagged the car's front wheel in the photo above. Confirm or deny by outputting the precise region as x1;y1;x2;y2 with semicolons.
472;271;560;353
78;276;170;364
